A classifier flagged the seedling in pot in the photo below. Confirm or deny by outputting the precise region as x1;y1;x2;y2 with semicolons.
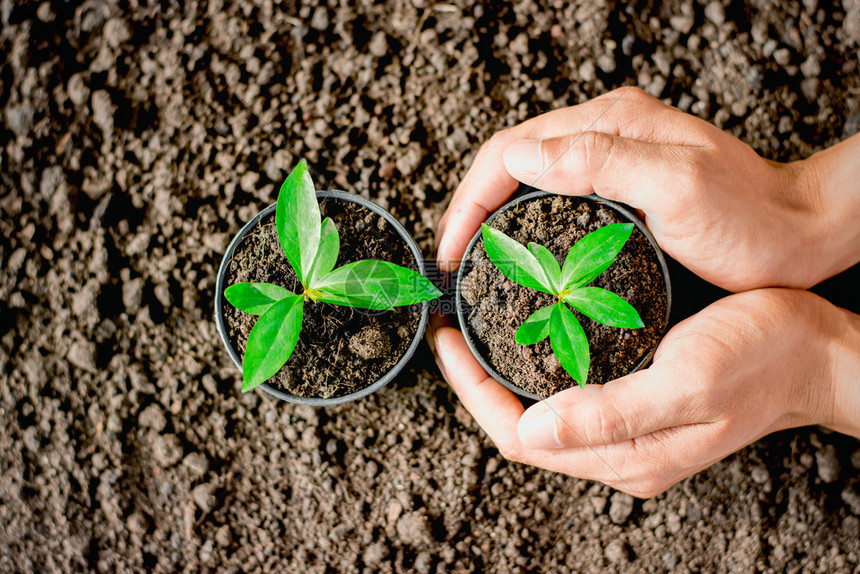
226;160;442;391
480;222;644;388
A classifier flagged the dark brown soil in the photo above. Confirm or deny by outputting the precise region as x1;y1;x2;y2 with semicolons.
3;1;860;573
461;195;667;397
223;198;421;398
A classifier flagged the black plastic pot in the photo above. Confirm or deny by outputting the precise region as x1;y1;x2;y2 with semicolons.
455;191;672;401
215;190;430;406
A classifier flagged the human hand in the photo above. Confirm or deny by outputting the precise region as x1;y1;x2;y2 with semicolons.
429;289;860;497
436;87;860;292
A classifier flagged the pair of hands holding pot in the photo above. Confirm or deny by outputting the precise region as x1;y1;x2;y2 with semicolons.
430;87;860;498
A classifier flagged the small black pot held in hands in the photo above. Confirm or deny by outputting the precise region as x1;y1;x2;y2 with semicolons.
455;191;672;401
215;190;430;406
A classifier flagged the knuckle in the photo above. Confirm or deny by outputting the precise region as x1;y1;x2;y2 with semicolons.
663;148;708;205
628;479;669;499
682;152;709;189
624;86;656;104
487;128;514;148
567;131;610;174
579;402;628;446
626;86;649;100
599;86;638;102
497;441;523;464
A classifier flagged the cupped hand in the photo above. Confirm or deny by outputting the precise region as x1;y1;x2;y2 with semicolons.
429;289;856;498
436;87;856;292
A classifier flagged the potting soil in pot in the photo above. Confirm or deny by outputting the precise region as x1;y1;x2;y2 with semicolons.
460;195;667;397
224;198;421;398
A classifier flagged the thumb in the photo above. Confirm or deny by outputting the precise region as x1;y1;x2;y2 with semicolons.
503;132;689;213
517;363;699;449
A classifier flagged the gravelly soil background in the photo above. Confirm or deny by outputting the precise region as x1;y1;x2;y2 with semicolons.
1;0;859;572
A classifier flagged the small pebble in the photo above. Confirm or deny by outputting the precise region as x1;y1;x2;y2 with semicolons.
363;542;388;566
36;2;54;21
415;551;432;574
773;48;792;66
126;511;148;535
850;449;860;469
663;553;679;569
800;56;821;78
139;403;166;431
152;434;182;467
68;341;97;373
842;487;860;515
844;7;860;45
816;445;841;483
310;6;329;31
589;495;607;514
666;512;682;534
5;105;33;137
386;500;403;526
91;90;115;133
604;539;628;564
705;2;725;25
396;512;431;546
670;15;694;34
597;53;616;73
609;492;634;524
800;78;819;101
348;326;391;360
751;467;769;484
368;32;388;57
183;452;209;475
215;525;233;547
191;483;214;512
326;438;339;456
579;60;596;83
103;18;130;48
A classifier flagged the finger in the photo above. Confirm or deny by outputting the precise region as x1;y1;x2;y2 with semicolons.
425;310;450;380
503;132;697;213
435;87;698;272
435;88;650;272
517;362;706;449
436;137;519;272
533;421;728;497
433;324;526;457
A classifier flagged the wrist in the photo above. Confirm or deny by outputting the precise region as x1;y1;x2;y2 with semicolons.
789;136;860;284
820;304;860;438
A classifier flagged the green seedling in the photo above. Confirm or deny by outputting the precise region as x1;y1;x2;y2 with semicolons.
480;221;644;388
226;160;442;391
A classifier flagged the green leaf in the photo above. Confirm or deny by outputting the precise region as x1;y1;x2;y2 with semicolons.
550;302;590;388
481;224;552;294
528;242;562;293
276;159;320;286
515;305;554;345
563;287;644;329
242;295;304;392
560;223;634;289
315;260;442;310
225;282;294;315
306;217;340;287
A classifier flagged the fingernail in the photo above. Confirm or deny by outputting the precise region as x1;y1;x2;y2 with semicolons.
434;219;447;254
433;232;444;262
426;310;448;357
436;232;456;272
435;233;448;270
429;319;451;383
503;139;543;177
518;402;563;449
